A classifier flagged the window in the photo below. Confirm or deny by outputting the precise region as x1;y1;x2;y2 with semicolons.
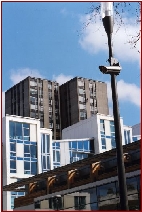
100;119;105;134
30;96;38;105
78;88;84;95
52;142;60;168
41;134;51;172
69;140;91;163
11;191;25;209
74;196;86;210
9;121;30;141
24;142;37;158
124;130;131;144
10;143;16;156
10;160;16;173
97;182;116;201
110;121;115;136
110;121;116;146
30;88;37;95
101;138;106;149
79;104;86;110
111;138;116;149
24;161;37;175
78;80;84;87
24;141;37;174
80;111;87;119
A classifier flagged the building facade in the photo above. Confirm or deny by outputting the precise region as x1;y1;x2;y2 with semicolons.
2;115;94;210
62;113;133;154
132;123;141;142
2;115;53;210
60;77;109;130
3;140;140;211
5;76;61;139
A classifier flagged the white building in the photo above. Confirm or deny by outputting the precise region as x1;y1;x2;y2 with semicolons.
2;115;93;210
2;115;52;210
132;123;141;141
2;114;134;210
62;113;133;154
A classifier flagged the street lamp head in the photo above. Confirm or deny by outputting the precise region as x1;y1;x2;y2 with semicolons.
101;2;113;19
101;2;113;35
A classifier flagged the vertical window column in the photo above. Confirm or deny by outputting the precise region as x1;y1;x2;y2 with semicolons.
100;119;106;149
110;121;116;148
41;134;51;172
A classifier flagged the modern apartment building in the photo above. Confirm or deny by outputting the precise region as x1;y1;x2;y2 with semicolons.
5;76;61;139
2;114;134;210
62;113;133;154
60;77;109;130
2;115;94;210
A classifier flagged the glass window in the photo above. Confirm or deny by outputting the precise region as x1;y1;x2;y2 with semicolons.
101;138;106;149
84;140;89;151
72;142;77;149
42;134;45;153
97;182;116;201
41;133;51;172
42;155;46;169
9;121;30;140
9;121;15;139
10;160;16;169
46;135;50;153
10;143;16;152
111;138;116;149
56;151;60;162
124;130;131;144
24;145;30;157
31;145;37;158
24;161;30;174
78;88;84;95
78;141;83;150
47;156;50;169
24;128;30;137
110;121;115;132
31;162;37;175
15;122;22;139
74;196;86;210
126;177;138;195
100;119;105;133
11;196;15;209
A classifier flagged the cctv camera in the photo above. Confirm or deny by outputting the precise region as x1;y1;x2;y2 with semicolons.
99;66;122;75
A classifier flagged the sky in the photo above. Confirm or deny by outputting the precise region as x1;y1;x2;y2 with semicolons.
2;1;140;127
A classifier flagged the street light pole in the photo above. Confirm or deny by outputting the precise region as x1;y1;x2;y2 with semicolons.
100;2;129;210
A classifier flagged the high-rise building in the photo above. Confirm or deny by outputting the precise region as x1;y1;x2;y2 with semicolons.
5;76;61;139
60;77;109;130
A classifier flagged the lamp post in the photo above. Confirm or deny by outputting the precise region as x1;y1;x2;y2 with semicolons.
100;2;129;210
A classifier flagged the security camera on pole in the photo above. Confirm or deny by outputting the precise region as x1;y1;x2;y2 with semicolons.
100;2;129;210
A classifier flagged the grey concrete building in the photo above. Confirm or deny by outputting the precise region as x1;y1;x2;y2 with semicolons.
60;77;109;130
5;76;61;139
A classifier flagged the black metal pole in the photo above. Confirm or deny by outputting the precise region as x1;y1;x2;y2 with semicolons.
107;32;129;210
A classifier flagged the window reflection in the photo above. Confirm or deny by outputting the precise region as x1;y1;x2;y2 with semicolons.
37;175;140;211
41;134;51;171
97;182;116;201
9;121;30;140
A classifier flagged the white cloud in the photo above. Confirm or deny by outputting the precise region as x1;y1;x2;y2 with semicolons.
2;92;5;117
10;68;45;85
60;8;68;16
79;12;140;62
107;80;140;107
52;73;73;85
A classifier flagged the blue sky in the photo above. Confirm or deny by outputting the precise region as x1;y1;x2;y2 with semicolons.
2;2;140;127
